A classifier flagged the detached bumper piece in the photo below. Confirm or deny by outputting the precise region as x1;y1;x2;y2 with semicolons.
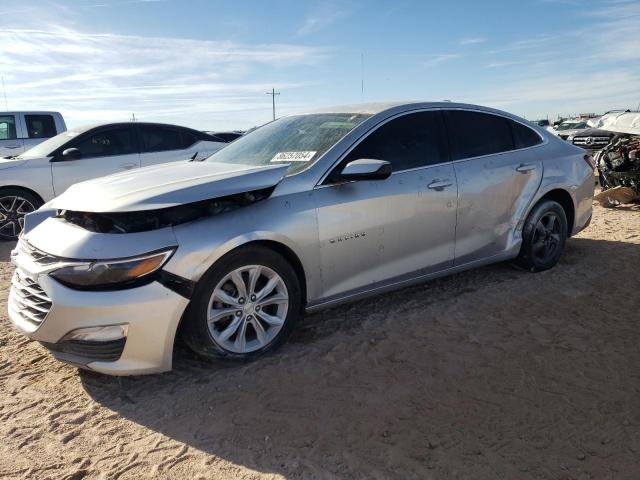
41;338;126;362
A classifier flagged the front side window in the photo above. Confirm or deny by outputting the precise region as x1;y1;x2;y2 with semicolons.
72;128;137;158
25;114;57;139
444;110;514;160
0;115;17;140
340;111;449;173
206;113;371;175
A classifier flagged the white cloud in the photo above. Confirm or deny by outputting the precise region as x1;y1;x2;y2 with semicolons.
0;27;329;129
422;54;460;68
459;37;486;45
297;3;352;36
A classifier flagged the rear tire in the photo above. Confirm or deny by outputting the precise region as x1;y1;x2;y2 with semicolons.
516;200;568;272
0;188;43;241
182;245;302;361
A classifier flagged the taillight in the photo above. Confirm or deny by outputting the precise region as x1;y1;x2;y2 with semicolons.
583;154;595;170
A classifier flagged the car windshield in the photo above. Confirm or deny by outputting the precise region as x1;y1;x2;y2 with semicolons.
205;113;371;174
17;128;85;158
557;122;586;131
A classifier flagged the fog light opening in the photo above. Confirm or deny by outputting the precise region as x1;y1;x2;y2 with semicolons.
61;325;128;343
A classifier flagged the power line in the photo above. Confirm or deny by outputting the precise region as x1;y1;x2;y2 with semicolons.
266;88;280;121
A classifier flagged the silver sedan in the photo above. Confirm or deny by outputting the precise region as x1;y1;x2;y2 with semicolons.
8;102;595;375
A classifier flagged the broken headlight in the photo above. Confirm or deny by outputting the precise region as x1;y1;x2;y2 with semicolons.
50;249;174;289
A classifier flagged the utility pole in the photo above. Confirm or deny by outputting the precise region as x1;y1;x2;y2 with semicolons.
266;88;280;121
130;113;137;122
1;77;8;111
361;52;364;102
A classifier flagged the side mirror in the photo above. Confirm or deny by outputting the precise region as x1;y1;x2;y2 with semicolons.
337;159;392;181
61;148;81;161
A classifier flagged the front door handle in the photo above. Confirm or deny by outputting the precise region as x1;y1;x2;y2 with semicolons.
427;180;453;191
120;163;137;170
516;163;537;173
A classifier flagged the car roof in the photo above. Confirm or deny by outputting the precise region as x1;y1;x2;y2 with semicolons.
66;121;198;135
303;101;521;118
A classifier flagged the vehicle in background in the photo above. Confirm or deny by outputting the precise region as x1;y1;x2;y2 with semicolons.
552;119;589;140
9;102;594;375
531;119;550;127
205;131;244;143
593;112;640;193
567;128;615;154
0;122;226;239
0;112;66;157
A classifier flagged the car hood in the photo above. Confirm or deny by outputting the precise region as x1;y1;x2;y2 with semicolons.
47;160;290;212
589;112;640;135
0;156;29;170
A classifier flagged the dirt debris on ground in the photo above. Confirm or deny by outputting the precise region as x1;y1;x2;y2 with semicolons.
0;199;639;480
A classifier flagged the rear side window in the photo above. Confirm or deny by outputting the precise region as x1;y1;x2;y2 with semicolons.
510;121;543;149
342;111;448;172
72;127;137;158
0;115;17;140
25;114;57;139
141;126;196;152
444;110;514;160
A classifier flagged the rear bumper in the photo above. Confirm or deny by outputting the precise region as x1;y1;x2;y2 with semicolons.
8;273;189;376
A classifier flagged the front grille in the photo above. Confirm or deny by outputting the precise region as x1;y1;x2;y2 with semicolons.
573;136;611;148
17;240;59;265
9;269;52;328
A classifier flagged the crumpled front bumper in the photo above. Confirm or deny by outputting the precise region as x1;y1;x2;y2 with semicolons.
8;248;189;376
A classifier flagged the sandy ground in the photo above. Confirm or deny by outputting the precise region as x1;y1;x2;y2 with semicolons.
0;199;639;480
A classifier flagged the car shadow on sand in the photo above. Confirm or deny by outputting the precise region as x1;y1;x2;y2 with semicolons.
0;240;16;262
79;237;640;478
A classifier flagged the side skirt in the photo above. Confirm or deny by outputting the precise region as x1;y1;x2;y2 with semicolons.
304;246;520;314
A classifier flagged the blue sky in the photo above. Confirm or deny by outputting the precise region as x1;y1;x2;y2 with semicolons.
1;0;639;130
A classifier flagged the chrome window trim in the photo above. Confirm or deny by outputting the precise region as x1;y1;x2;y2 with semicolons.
315;107;549;187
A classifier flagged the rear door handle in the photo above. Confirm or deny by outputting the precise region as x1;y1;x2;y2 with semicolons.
120;163;137;170
516;164;536;173
427;180;453;191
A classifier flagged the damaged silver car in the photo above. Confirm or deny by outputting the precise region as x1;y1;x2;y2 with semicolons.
9;102;595;375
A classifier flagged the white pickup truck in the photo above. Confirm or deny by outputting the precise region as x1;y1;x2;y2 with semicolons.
0;111;67;157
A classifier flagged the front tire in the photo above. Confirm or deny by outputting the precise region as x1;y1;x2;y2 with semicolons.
182;245;302;361
516;200;568;272
0;188;43;241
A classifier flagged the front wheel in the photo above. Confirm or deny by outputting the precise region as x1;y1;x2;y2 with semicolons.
516;200;568;272
182;246;302;361
0;189;43;241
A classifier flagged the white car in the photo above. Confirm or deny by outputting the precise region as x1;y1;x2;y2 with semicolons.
0;122;227;239
0;111;66;157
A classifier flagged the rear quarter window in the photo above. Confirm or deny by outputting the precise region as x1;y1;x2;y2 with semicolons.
510;121;543;149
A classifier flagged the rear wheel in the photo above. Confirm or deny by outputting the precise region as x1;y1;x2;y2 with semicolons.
516;200;568;272
0;189;42;241
182;246;302;361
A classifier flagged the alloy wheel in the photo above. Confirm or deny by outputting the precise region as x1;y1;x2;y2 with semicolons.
0;195;36;239
531;212;562;262
206;265;289;354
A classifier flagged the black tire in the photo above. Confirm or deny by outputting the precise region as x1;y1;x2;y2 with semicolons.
515;200;568;272
182;245;302;361
0;188;43;241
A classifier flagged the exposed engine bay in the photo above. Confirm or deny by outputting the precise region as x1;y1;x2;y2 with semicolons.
596;134;640;193
58;187;274;233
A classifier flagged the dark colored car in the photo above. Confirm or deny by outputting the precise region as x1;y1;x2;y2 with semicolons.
569;128;615;154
